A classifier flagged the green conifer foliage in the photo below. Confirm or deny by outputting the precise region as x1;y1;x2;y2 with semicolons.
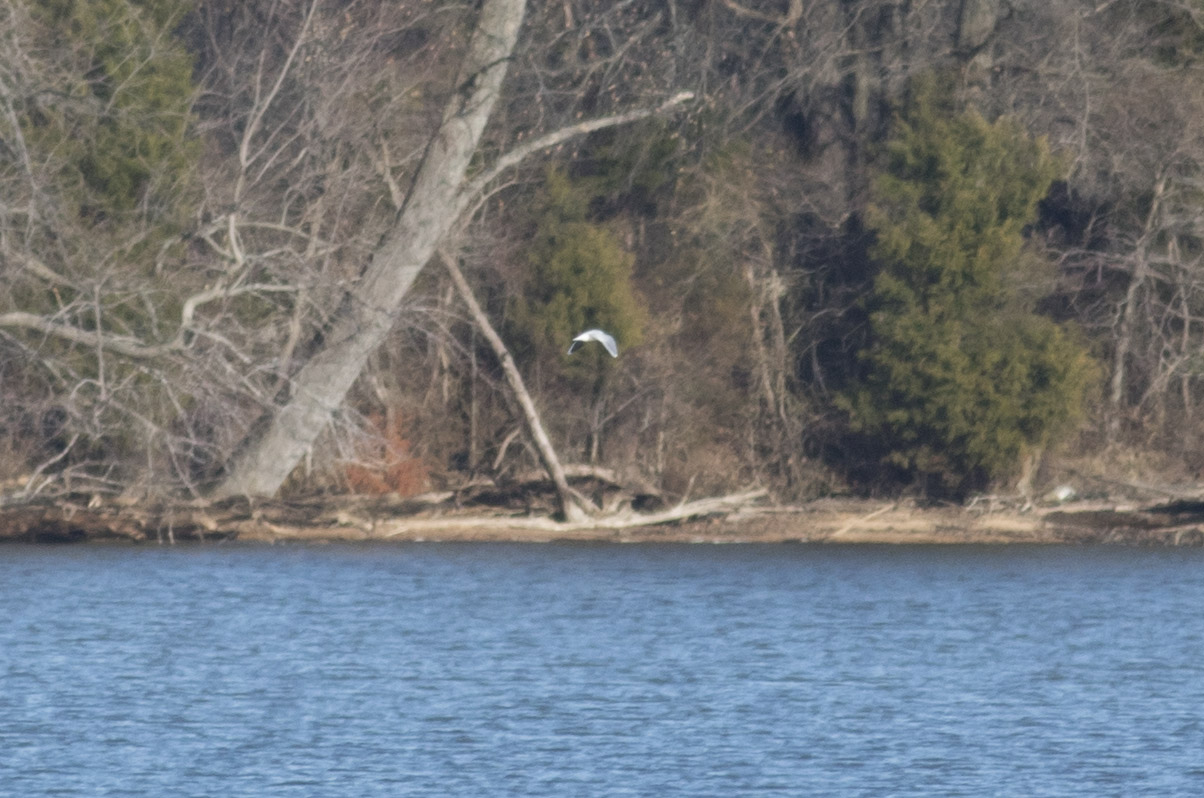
509;168;645;383
26;0;198;222
845;78;1096;495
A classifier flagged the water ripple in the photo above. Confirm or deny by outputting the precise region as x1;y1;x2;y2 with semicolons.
2;543;1204;796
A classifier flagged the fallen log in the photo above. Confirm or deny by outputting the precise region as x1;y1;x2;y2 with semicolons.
0;488;767;544
374;488;769;540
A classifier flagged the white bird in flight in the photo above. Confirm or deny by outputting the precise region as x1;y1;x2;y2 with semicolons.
567;328;618;358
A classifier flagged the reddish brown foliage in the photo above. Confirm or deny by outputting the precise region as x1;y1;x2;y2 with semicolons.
344;411;428;497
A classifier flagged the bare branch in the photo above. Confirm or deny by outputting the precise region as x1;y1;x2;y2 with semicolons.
720;0;804;27
459;91;694;207
239;0;320;173
0;311;173;359
0;279;298;361
3;251;73;288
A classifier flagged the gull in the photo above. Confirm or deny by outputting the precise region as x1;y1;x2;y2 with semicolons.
567;328;618;358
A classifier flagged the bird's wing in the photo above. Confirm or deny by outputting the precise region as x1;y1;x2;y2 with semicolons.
596;331;618;357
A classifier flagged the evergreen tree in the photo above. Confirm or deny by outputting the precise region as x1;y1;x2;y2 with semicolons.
502;167;647;463
509;168;645;384
845;78;1095;496
25;0;198;223
10;0;200;338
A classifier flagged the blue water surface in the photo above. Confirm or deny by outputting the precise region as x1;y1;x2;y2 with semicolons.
2;543;1203;797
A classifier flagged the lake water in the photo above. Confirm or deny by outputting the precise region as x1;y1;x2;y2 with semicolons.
2;543;1203;796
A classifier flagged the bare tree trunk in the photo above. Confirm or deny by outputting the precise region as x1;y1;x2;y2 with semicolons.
956;0;1000;55
1108;175;1166;446
212;0;527;499
440;252;592;522
745;261;779;420
1109;260;1144;444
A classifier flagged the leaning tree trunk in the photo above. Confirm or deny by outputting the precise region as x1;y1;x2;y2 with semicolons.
441;252;593;522
212;0;527;499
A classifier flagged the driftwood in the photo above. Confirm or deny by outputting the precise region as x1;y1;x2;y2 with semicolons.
0;486;766;544
375;489;768;540
824;502;898;540
5;489;1204;545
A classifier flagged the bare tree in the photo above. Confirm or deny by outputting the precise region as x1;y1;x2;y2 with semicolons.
986;0;1204;450
0;0;215;497
211;0;692;499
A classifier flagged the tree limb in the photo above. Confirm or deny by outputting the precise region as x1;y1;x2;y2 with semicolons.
0;281;298;361
4;251;73;288
720;0;803;26
458;91;694;208
0;311;174;359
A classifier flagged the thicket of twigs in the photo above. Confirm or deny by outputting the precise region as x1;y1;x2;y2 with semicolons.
4;0;1204;511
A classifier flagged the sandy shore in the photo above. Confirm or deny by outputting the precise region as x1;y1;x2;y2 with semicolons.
326;501;1198;546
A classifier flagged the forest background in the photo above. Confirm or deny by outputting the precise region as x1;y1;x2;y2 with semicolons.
2;0;1203;510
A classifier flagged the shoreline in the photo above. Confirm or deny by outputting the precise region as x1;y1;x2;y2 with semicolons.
3;494;1204;546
